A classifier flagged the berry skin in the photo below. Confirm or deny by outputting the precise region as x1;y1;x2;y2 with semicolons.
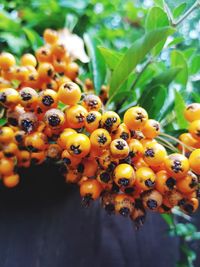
58;82;81;105
110;138;129;159
43;29;58;44
189;149;200;174
142;190;163;211
30;151;46;165
57;128;77;149
65;105;87;129
142;119;160;139
21;53;37;67
176;171;198;194
35;46;52;62
114;194;135;217
81;158;98;178
25;132;47;152
101;192;116;215
51;43;66;58
189;120;200;141
155;170;176;194
164;153;190;179
98;150;118;171
0;52;16;70
180;198;199;214
143;142;167;167
101;111;121;132
128;138;144;160
80;179;103;207
3;142;18;158
0;158;14;176
38;63;54;81
114;163;135;188
112;123;131;142
38;89;58;110
82;94;102;112
90;128;111;149
124;106;148;130
0;88;20;108
19;87;38;110
0;126;14;144
44;108;65;129
65;62;79;80
16;150;31;168
179;133;199;151
85;111;101;133
66;133;91;158
65;168;81;184
135;167;156;191
61;149;81;167
184;103;200;122
3;173;20;188
14;66;29;82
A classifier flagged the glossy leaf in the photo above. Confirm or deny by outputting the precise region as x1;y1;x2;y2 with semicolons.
190;54;200;75
0;118;7;126
84;34;106;95
173;3;187;18
145;7;169;56
174;91;188;128
138;85;167;119
171;50;188;86
98;46;123;70
109;27;174;99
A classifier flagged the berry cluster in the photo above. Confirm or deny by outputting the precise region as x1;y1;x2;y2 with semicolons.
0;29;199;228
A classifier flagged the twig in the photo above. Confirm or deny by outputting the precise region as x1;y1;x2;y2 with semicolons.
175;0;200;27
164;0;200;27
159;132;195;152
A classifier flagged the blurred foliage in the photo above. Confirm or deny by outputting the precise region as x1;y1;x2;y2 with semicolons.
0;0;200;266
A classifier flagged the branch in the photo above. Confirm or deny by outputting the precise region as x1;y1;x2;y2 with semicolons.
175;0;200;27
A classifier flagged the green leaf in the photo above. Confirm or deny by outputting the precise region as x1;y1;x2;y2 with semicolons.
149;67;181;87
98;46;123;70
190;54;200;75
0;118;7;126
0;32;27;55
153;0;164;8
23;27;43;51
65;14;78;31
138;85;167;119
192;92;200;102
161;214;174;228
145;7;169;56
171;50;188;86
109;27;174;99
173;3;187;18
168;36;184;47
174;90;188;128
84;34;106;95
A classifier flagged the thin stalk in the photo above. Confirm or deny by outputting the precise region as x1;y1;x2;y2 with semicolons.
159;132;195;152
174;0;200;27
156;136;179;152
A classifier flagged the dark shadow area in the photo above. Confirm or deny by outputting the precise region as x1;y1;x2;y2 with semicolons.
0;163;199;267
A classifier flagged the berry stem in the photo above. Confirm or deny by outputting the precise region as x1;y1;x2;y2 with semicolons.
156;136;179;152
159;132;195;152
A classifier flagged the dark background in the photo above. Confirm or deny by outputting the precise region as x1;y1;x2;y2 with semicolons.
0;164;199;267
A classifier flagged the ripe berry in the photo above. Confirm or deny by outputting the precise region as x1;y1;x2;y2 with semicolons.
114;163;135;188
90;128;111;149
189;149;200;174
164;153;189;179
110;138;129;159
58;81;81;105
135;167;156;191
124;106;148;130
184;103;200;122
66;133;91;158
65;105;87;129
